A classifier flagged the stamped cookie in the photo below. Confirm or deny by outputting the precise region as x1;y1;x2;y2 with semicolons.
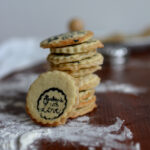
50;39;104;54
50;53;104;71
40;31;93;48
79;89;95;101
26;71;78;126
78;95;96;108
47;50;96;65
75;74;100;91
70;102;97;119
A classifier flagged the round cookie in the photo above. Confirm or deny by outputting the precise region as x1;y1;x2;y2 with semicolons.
50;39;104;54
70;102;97;119
79;89;95;101
51;66;101;78
75;74;100;91
40;31;93;48
47;50;96;65
26;71;78;126
50;53;104;71
78;95;96;108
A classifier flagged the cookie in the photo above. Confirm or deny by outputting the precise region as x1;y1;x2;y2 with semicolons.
51;66;101;78
64;66;101;77
78;95;96;108
70;102;97;119
26;71;78;126
50;53;104;71
75;74;100;91
50;39;104;54
47;50;96;65
40;31;93;48
26;108;67;127
79;89;95;101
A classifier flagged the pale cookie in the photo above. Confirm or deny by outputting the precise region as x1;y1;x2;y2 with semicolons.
79;89;95;101
50;53;104;71
26;71;78;126
78;95;96;108
70;102;97;119
40;31;93;48
26;109;67;127
50;39;104;54
47;50;96;65
75;74;100;91
51;66;101;78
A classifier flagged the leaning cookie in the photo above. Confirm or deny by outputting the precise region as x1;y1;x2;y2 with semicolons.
50;39;104;54
26;71;78;126
40;31;93;48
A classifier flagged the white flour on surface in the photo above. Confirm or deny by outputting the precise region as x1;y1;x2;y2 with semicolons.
96;81;147;95
0;112;140;150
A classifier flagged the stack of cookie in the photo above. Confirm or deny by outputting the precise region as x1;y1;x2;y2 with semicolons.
40;31;104;119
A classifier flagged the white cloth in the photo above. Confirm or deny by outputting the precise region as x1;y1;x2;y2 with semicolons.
0;38;49;78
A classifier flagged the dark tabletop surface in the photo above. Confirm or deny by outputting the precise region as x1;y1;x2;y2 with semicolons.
0;46;150;150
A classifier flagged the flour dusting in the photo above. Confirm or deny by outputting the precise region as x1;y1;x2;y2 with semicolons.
96;81;147;95
0;112;140;150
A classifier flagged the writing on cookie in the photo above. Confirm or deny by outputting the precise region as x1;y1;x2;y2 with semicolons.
37;88;67;120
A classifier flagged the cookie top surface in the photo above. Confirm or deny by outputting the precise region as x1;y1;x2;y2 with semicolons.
26;71;78;126
51;39;104;54
40;30;93;48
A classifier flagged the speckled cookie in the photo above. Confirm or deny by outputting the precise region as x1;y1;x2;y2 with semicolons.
75;74;100;91
50;39;104;54
26;71;78;126
40;31;93;48
50;53;104;71
47;50;96;65
70;102;97;119
79;89;95;101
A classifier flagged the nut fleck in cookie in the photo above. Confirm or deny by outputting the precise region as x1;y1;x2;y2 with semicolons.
75;74;100;91
70;102;97;119
50;39;104;54
50;53;104;71
47;50;96;65
40;31;93;48
26;71;78;126
51;66;101;78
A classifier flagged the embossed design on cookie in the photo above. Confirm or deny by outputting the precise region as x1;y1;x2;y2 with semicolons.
37;88;67;120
